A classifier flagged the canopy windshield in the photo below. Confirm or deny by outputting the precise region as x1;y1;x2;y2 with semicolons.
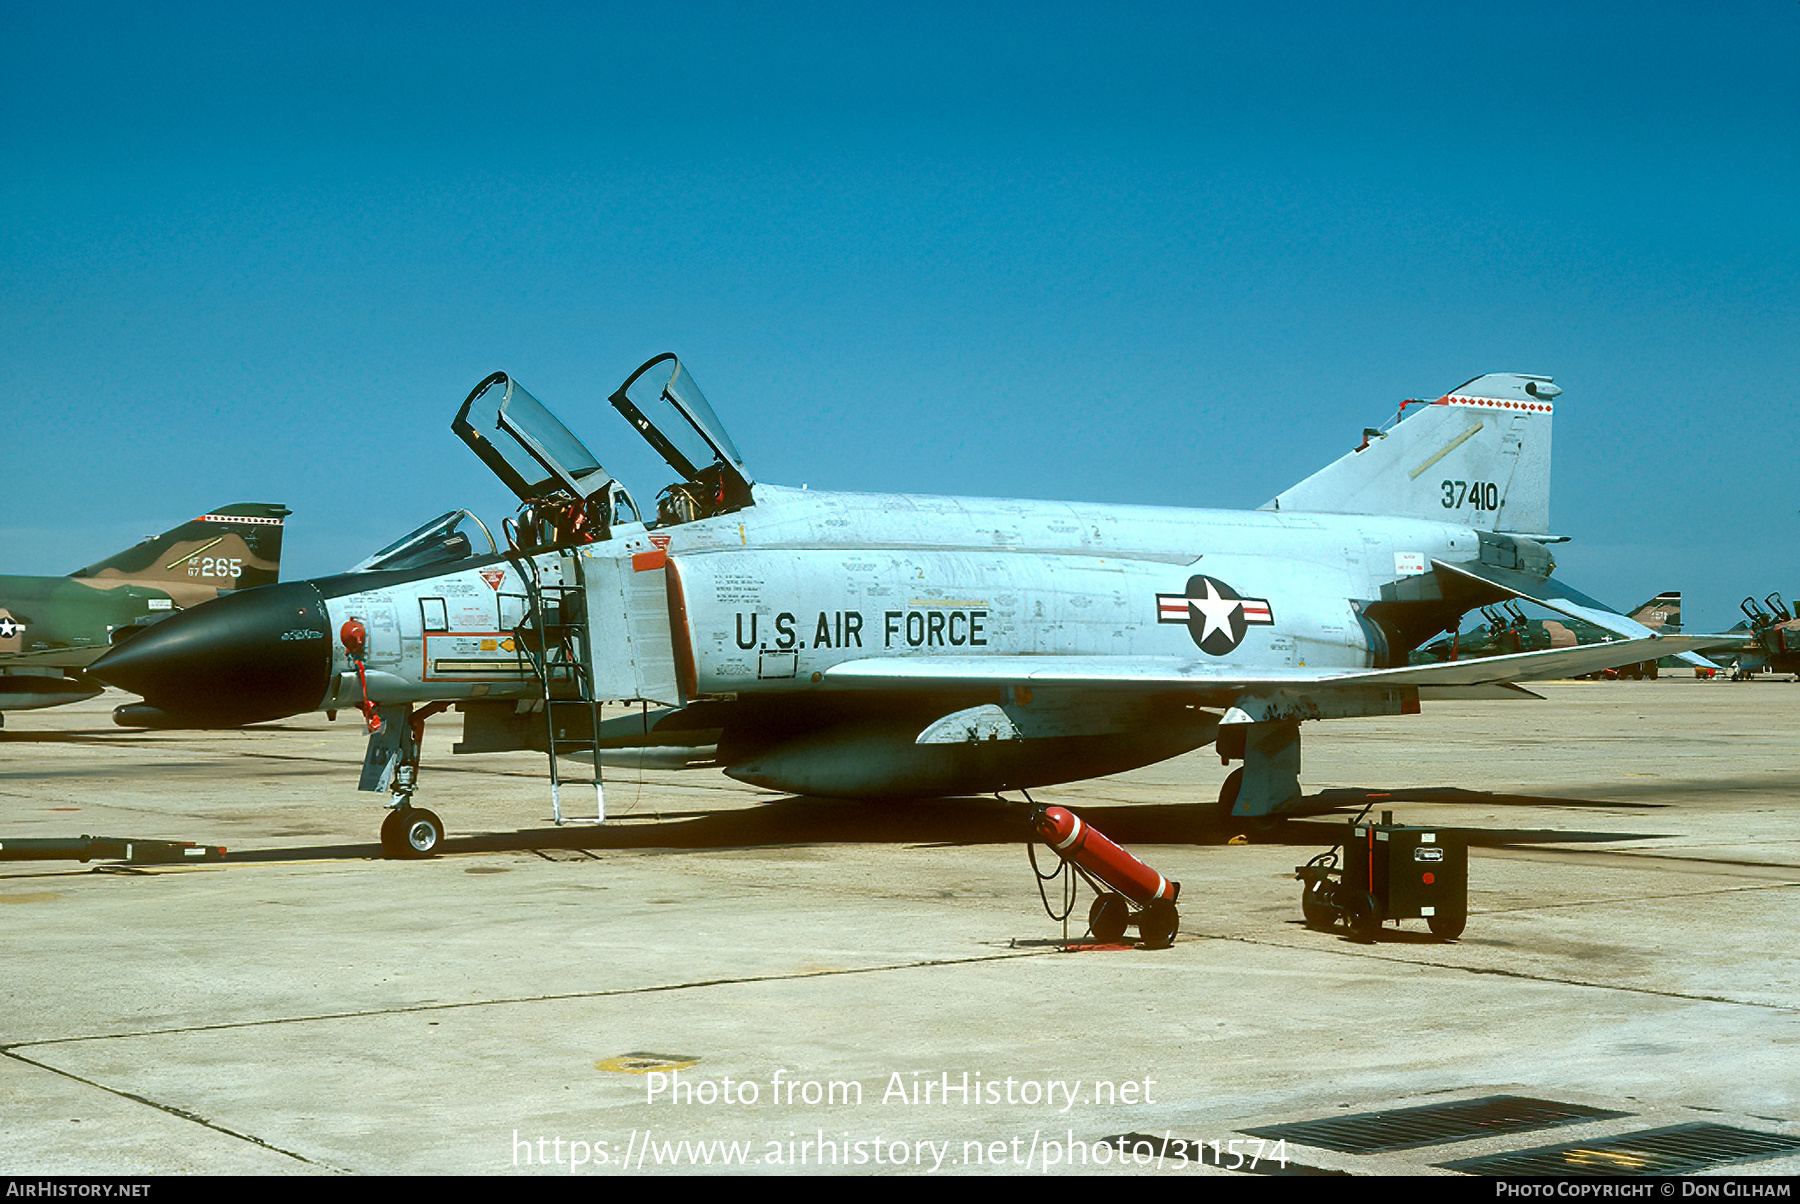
611;354;754;512
348;510;496;573
453;372;614;502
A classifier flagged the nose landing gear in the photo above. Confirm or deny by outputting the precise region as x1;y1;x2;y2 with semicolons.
363;701;454;859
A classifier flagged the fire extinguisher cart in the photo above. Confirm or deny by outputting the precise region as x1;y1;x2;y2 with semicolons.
1296;812;1467;942
1029;805;1181;949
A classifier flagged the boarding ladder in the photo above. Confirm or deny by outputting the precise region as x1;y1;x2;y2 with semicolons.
512;550;605;825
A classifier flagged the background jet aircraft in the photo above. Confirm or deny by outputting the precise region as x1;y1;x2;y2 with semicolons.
89;359;1733;857
0;503;288;724
1722;594;1800;680
1414;591;1681;678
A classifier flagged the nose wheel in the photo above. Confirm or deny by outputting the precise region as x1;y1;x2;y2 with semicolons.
380;806;444;859
365;702;454;860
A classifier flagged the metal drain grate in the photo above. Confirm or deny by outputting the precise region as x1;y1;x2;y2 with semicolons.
1441;1123;1800;1176
1241;1095;1629;1154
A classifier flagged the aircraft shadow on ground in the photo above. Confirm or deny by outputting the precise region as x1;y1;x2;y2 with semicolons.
0;725;298;747
0;729;167;744
219;786;1667;865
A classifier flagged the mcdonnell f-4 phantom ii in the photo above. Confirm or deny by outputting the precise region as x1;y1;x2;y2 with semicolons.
1723;594;1800;680
0;503;287;725
88;356;1733;857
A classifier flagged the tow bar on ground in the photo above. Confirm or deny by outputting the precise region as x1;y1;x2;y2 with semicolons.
0;835;228;865
1027;804;1180;949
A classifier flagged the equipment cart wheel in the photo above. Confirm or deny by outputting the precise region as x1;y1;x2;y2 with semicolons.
1301;880;1336;930
1138;898;1179;950
1088;893;1130;943
1427;910;1467;941
1343;890;1381;943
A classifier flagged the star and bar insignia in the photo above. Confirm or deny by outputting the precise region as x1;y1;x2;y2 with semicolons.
1156;575;1274;655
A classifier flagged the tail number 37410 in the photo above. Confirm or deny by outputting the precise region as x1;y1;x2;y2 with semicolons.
1441;480;1500;511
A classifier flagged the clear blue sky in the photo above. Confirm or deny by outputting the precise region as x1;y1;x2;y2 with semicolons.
4;1;1795;632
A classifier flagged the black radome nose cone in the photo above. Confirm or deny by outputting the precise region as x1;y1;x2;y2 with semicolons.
89;581;333;725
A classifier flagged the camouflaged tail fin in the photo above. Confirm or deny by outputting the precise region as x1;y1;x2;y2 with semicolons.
69;503;289;591
1626;591;1680;632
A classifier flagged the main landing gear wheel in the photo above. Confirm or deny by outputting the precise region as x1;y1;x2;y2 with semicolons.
1088;893;1130;944
381;807;444;859
1216;767;1285;835
1137;898;1179;949
1217;767;1243;818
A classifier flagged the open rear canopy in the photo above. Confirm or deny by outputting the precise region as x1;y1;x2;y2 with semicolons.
611;353;754;512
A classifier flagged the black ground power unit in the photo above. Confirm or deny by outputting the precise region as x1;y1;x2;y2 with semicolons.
1296;812;1468;942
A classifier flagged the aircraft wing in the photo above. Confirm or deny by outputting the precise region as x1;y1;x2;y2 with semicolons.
0;646;106;669
1433;559;1718;670
823;633;1738;703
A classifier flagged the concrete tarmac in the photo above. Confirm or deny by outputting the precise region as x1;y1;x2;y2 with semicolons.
2;678;1797;1176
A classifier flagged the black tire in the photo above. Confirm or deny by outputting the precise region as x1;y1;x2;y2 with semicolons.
379;808;407;859
1217;767;1244;817
398;808;444;859
1343;891;1381;943
1138;898;1179;950
1088;893;1130;944
1427;910;1467;941
1301;881;1336;930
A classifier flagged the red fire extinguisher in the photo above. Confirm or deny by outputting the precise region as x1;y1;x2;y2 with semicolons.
1030;805;1181;948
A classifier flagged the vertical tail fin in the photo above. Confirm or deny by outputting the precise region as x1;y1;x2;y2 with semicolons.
69;503;289;591
1627;591;1681;632
1261;373;1558;535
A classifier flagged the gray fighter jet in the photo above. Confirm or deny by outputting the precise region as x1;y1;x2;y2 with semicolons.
89;356;1733;857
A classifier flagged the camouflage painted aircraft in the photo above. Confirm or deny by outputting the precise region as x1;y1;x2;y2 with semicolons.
0;504;287;724
1415;592;1681;678
89;358;1733;858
